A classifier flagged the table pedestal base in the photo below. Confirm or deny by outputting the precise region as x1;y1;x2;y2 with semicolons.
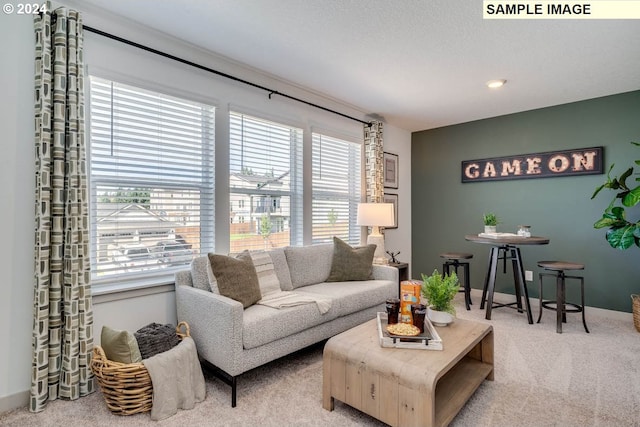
480;245;533;324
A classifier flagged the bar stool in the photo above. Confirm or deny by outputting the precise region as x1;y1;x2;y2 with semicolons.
537;261;589;334
439;252;473;310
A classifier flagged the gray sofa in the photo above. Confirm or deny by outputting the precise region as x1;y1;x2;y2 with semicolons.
175;243;398;406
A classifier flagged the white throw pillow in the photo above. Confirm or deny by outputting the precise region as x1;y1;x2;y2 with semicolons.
221;250;281;298
250;251;281;297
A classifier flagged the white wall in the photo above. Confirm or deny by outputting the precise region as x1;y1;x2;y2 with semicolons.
0;11;38;411
0;3;412;411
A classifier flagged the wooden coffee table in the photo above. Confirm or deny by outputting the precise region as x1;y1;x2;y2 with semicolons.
322;317;493;427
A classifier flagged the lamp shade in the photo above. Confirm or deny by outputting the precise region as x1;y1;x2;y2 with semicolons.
356;203;395;227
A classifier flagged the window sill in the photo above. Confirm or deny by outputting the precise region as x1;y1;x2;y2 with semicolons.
92;273;177;304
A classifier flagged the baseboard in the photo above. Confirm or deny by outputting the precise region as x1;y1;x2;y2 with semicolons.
468;289;633;322
0;390;29;414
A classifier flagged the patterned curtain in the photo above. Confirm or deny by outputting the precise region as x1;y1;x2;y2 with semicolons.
364;121;384;203
31;4;93;412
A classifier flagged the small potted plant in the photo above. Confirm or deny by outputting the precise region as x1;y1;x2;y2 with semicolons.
483;212;499;234
420;269;459;326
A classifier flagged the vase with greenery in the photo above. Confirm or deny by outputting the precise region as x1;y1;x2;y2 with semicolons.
591;141;640;331
420;269;459;326
483;212;499;233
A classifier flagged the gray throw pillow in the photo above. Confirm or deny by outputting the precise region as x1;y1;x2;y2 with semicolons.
208;251;261;308
326;237;376;282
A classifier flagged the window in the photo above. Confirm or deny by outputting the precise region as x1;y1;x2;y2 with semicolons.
89;76;215;282
229;112;303;252
312;133;362;245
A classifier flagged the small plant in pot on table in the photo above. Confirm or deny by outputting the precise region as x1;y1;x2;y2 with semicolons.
483;212;499;234
421;269;459;326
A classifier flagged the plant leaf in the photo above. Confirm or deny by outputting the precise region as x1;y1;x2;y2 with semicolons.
594;217;620;229
606;226;636;250
591;184;605;199
622;186;640;207
618;167;634;190
610;206;626;220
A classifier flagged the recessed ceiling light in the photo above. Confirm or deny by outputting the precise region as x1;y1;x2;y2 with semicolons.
486;79;507;89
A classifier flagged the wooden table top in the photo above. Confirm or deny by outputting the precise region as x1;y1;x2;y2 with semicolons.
325;317;493;384
465;234;550;245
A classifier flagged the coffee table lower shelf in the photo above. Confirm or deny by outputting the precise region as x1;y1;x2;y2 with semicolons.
323;318;494;427
434;357;493;426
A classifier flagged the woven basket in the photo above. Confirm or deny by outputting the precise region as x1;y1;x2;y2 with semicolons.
91;322;190;415
632;295;640;333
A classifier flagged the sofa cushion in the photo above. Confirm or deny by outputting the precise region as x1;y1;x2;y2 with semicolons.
190;256;213;292
296;279;396;318
243;278;395;350
268;247;293;291
208;251;261;308
242;301;339;350
100;326;142;364
326;237;376;282
284;244;333;289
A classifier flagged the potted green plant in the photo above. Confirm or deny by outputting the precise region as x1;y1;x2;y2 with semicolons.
483;212;499;234
420;269;459;326
591;141;640;331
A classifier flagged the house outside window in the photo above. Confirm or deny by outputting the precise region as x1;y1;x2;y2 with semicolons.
88;76;215;284
229;112;303;251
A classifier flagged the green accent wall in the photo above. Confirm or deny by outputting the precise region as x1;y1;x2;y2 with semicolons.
411;90;640;313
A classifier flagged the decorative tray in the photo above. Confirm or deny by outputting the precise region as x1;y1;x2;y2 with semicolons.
376;312;443;350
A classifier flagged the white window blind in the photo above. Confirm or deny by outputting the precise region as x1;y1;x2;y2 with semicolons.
229;112;303;252
89;76;215;282
312;133;362;245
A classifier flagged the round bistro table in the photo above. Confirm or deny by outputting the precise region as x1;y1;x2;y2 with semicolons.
465;234;550;324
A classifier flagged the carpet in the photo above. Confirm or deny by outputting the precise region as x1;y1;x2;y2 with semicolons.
2;291;639;426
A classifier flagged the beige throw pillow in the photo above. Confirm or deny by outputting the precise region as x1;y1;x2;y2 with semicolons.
326;237;376;282
100;326;142;364
208;251;262;308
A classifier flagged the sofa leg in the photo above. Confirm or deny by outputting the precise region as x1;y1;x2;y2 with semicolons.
200;360;239;407
231;376;237;407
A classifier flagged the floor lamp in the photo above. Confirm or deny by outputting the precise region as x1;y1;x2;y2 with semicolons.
357;202;395;265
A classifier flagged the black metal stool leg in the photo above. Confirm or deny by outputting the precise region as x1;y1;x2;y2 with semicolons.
556;271;564;333
463;262;471;310
537;272;544;323
580;277;590;333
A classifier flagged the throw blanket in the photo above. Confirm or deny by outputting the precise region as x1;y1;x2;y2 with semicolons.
257;291;332;314
142;337;206;421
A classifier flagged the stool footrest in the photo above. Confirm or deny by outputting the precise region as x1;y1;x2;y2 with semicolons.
541;300;583;313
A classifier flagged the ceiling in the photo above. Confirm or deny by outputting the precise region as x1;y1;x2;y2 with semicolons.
78;0;640;132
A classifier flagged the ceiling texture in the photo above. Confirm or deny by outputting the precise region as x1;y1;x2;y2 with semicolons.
78;0;640;132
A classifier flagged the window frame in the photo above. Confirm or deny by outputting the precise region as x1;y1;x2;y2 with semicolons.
311;129;364;246
87;74;217;291
227;109;304;252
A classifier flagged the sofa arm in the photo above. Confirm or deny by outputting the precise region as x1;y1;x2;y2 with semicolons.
372;264;399;283
175;284;244;376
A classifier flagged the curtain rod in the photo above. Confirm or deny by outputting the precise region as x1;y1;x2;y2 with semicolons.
83;25;373;127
